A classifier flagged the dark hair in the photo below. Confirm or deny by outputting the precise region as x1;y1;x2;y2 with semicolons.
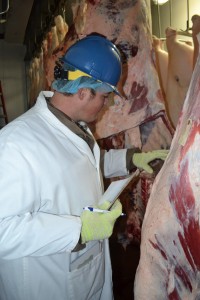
90;89;96;96
63;92;73;96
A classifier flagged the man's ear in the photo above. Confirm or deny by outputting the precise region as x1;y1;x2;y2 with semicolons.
77;88;90;100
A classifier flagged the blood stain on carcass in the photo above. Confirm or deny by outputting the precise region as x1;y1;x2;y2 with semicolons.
170;161;200;271
179;121;200;164
168;289;182;300
87;0;98;5
98;131;125;150
149;236;167;260
131;46;139;57
129;82;148;113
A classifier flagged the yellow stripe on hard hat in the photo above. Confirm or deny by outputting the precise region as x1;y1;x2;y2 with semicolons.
68;69;92;80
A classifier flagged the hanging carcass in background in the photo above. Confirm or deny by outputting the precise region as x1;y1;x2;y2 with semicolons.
45;14;71;89
28;14;70;106
55;15;69;44
134;30;200;299
79;0;173;247
45;0;92;92
28;57;41;107
152;35;169;101
152;28;194;129
165;27;194;129
192;15;200;68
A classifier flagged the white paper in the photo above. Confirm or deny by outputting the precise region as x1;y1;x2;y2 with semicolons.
99;169;140;207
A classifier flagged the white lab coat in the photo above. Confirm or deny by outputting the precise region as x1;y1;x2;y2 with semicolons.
0;91;129;300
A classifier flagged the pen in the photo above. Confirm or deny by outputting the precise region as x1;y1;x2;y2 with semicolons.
83;206;126;216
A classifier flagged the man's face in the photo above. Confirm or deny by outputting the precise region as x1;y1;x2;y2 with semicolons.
78;89;110;123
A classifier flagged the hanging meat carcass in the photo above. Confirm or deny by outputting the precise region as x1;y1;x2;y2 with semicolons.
165;27;194;128
45;6;82;90
54;15;68;44
134;32;200;299
79;0;173;246
152;35;169;100
28;57;41;107
81;0;172;140
192;15;200;68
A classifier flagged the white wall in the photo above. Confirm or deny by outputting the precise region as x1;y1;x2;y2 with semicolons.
151;0;199;42
0;40;27;122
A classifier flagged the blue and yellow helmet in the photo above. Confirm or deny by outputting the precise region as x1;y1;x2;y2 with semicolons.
58;34;122;95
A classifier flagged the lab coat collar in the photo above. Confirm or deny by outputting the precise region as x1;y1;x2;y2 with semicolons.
35;91;100;170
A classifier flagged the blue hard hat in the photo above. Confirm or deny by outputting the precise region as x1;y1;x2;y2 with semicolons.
60;35;122;95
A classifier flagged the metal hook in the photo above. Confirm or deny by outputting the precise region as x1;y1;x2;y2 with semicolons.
177;0;192;36
186;0;190;31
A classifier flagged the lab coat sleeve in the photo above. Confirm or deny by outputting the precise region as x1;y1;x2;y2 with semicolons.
0;141;81;260
103;149;129;178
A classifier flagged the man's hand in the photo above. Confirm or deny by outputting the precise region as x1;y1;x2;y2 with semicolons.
80;200;122;243
132;149;169;173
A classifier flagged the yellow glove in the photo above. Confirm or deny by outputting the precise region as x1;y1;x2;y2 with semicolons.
80;200;122;244
132;149;169;174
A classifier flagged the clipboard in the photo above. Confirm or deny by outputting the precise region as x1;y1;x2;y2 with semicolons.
99;169;140;209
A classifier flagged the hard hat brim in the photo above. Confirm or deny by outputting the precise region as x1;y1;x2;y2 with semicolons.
105;82;122;97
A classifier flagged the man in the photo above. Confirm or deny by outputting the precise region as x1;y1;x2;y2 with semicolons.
0;35;168;300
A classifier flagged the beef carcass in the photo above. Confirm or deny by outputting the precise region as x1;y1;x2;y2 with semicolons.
37;47;47;93
28;62;35;107
74;0;87;35
79;0;173;246
54;15;69;44
81;0;172;140
134;33;200;299
165;27;194;128
152;35;169;99
45;2;84;90
45;26;60;87
41;38;50;90
49;26;59;54
28;57;40;107
192;14;200;68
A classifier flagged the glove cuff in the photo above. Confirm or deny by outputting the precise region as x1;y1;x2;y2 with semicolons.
127;148;141;171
